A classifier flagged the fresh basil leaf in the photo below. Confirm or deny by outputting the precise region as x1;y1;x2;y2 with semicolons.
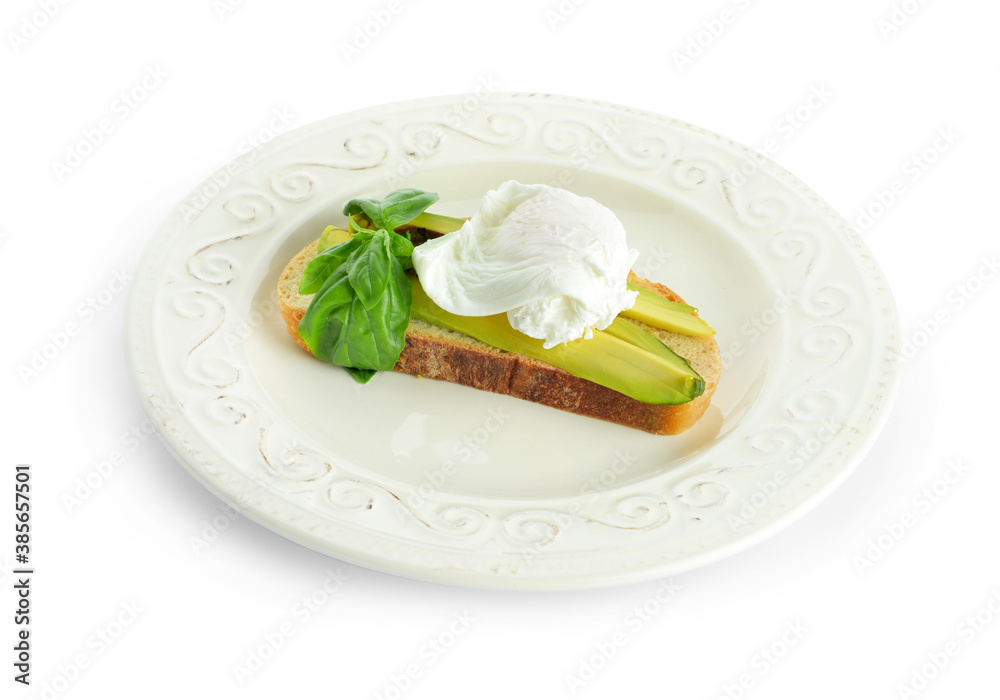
343;198;376;217
349;219;377;240
347;230;392;310
298;187;434;383
339;281;406;369
343;198;385;230
346;367;377;383
297;253;412;374
343;188;439;233
298;267;359;368
381;189;439;231
298;238;361;295
387;230;415;271
298;267;354;348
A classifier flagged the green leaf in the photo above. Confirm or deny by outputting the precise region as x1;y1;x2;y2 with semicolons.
297;187;432;381
381;189;439;231
342;188;439;233
297;249;412;373
346;260;410;369
343;198;385;230
347;230;392;310
387;229;415;271
299;238;362;294
298;268;358;368
345;367;377;383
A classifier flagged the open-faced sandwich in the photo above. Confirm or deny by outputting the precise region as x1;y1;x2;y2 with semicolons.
277;181;720;434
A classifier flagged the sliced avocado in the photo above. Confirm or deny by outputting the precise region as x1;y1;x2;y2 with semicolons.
316;225;353;253
349;210;465;236
338;211;464;248
317;208;462;254
628;282;696;313
600;317;704;398
408;211;466;234
409;275;704;405
620;283;716;337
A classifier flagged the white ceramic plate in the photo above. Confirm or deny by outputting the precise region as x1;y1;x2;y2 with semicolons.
126;93;899;589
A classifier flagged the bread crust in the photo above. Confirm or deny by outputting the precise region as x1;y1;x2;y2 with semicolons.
277;241;720;434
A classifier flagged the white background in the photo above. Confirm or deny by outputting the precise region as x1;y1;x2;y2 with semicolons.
3;0;999;698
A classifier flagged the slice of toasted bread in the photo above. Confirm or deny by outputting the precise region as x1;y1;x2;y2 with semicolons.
277;240;720;434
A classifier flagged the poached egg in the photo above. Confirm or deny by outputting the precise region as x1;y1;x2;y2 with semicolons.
411;181;638;348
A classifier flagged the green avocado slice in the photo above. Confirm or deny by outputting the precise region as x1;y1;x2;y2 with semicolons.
621;283;715;337
409;274;704;405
